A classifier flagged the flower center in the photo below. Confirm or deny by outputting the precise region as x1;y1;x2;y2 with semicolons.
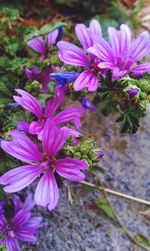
42;154;56;173
1;224;15;239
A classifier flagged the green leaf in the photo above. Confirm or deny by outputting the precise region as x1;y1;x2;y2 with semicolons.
96;198;116;220
0;243;7;251
136;233;150;247
38;22;66;36
24;28;39;43
24;22;66;42
89;166;105;174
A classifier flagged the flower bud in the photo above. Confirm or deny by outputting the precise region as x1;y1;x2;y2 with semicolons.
81;97;96;110
137;80;150;93
97;151;104;158
127;87;139;97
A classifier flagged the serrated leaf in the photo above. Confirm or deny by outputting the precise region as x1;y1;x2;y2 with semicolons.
96;198;116;220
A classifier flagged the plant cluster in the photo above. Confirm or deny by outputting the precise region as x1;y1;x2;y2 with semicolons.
0;5;150;250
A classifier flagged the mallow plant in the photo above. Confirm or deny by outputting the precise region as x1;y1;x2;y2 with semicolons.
0;19;150;251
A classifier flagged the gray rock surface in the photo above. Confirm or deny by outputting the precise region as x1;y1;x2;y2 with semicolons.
23;110;150;251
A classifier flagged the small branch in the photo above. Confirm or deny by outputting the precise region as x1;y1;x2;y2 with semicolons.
80;181;150;206
80;181;150;251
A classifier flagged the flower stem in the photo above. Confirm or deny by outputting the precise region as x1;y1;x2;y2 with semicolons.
80;181;150;206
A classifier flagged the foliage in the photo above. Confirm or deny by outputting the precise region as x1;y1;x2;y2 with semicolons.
93;74;150;133
95;197;116;220
63;137;100;168
136;233;150;247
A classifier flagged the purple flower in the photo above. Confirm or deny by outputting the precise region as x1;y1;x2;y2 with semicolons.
88;24;150;79
0;194;42;251
0;121;88;210
27;29;59;60
127;87;139;97
81;97;96;110
25;66;51;92
13;88;85;140
50;72;80;86
25;66;39;80
57;19;102;92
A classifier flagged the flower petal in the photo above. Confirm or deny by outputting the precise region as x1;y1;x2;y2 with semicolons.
88;39;115;62
74;71;98;92
17;121;30;133
130;63;150;75
44;86;65;118
13;195;21;214
112;67;127;79
128;33;150;65
75;24;93;49
81;97;96;110
61;126;81;138
98;62;114;69
15;229;37;243
22;194;35;211
120;24;132;55
108;27;120;55
50;72;80;87
55;158;88;181
53;106;85;129
29;121;43;136
57;41;90;67
42;120;67;157
13;89;42;119
5;237;20;251
34;171;59;211
25;216;43;229
47;29;59;48
12;210;31;227
89;19;102;42
1;130;42;163
25;66;39;80
0;165;42;193
27;37;45;55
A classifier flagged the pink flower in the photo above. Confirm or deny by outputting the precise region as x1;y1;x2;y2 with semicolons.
27;29;59;60
0;194;42;251
88;24;150;79
14;88;85;140
57;19;102;92
25;66;51;92
0;121;88;210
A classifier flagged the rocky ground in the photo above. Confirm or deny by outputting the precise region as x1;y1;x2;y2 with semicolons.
22;108;150;251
